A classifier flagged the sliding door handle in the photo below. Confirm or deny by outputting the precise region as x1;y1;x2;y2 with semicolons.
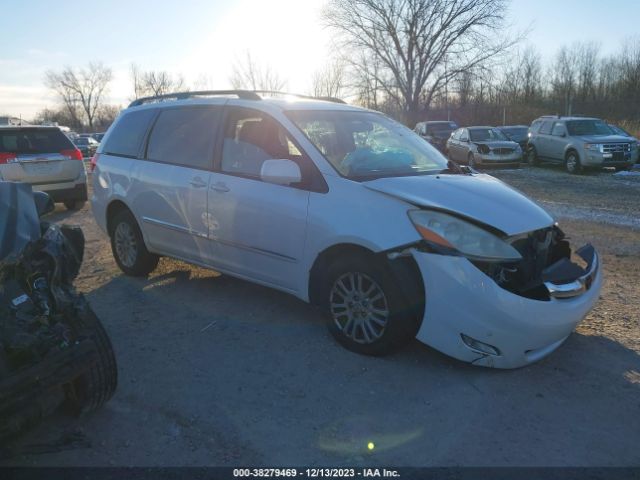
211;182;230;193
189;177;208;188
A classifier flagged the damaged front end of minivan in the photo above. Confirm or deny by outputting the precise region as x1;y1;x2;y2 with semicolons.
471;225;598;302
405;220;602;368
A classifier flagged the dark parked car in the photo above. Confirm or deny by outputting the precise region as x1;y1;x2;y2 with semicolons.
497;125;529;150
74;136;99;158
414;121;458;152
92;133;105;142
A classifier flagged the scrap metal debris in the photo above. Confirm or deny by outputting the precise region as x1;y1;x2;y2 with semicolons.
0;181;117;442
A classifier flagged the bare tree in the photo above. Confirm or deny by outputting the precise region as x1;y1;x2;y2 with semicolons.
230;51;287;91
130;64;187;99
518;47;543;103
95;104;121;130
324;0;518;124
311;60;346;98
45;62;112;130
549;46;578;115
33;107;80;129
575;42;600;102
351;53;385;109
192;73;216;91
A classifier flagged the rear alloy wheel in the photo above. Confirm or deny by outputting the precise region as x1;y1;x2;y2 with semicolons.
321;254;422;356
109;209;159;276
565;151;582;174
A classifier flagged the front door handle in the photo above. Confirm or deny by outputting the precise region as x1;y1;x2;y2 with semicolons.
190;177;207;188
211;182;230;193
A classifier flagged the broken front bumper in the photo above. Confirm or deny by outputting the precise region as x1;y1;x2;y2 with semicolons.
411;247;602;369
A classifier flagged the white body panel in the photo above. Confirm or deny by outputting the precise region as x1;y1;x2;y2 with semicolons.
91;96;603;369
205;171;310;292
132;161;212;263
412;251;602;368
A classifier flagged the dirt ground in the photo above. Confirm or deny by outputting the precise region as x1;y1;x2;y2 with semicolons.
2;165;639;467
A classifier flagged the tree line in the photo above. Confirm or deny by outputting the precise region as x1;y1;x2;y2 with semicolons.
37;0;640;135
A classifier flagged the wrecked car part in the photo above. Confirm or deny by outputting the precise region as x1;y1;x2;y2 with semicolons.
0;182;40;261
543;244;598;299
469;226;598;301
393;220;598;303
0;181;117;441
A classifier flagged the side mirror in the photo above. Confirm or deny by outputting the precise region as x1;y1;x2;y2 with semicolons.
460;136;469;142
260;159;302;186
33;191;55;217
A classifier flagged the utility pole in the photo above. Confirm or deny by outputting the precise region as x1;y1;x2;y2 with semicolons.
444;54;450;121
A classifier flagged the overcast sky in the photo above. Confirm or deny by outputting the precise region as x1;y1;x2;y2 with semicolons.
2;0;639;119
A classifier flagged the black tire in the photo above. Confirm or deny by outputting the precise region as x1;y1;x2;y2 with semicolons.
565;150;582;174
65;298;117;413
109;209;159;276
64;200;86;210
527;146;540;166
320;253;423;356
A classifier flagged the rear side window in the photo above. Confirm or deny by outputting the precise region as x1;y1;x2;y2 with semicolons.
538;121;554;135
103;109;156;158
146;107;221;170
0;128;73;154
551;122;565;136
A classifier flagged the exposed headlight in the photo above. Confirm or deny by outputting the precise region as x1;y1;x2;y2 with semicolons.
584;143;603;152
408;210;522;262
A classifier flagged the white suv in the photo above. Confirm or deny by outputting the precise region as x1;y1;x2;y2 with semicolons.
91;91;602;368
0;126;88;209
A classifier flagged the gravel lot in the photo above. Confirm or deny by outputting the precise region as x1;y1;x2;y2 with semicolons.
2;165;639;467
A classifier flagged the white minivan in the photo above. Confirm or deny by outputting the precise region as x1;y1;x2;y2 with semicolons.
91;91;601;368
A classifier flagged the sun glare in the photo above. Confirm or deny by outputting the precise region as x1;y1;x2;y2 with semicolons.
179;0;330;92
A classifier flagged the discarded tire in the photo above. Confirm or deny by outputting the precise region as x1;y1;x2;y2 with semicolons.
65;298;118;413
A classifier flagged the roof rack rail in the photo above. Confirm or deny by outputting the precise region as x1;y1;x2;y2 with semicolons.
128;90;262;107
251;90;346;104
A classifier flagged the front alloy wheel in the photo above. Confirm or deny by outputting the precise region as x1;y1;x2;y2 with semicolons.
321;254;422;356
527;146;539;165
566;151;582;174
329;272;389;345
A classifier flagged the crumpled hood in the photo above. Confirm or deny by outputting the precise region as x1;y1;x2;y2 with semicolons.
363;173;554;236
